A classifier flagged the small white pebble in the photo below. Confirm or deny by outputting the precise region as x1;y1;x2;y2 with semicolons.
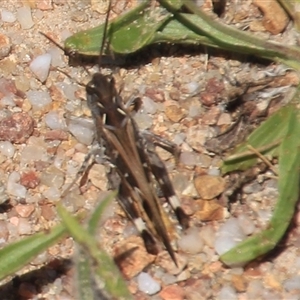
0;33;11;60
26;90;52;110
48;47;66;68
261;290;281;300
178;227;204;254
21;145;48;163
200;225;216;248
214;218;247;257
0;182;8;205
182;182;198;198
283;276;300;292
188;105;202;118
137;272;161;295
237;214;255;235
0;141;15;158
153;267;165;279
17;218;32;235
246;280;264;299
40;166;64;189
257;209;273;225
44;111;67;130
61;198;75;213
1;9;16;23
43;187;61;201
172;174;189;194
160;273;177;285
207;167;221;176
173;133;186;145
65;161;80;178
123;223;139;238
264;179;278;189
218;285;238;300
17;6;34;29
73;193;86;210
217;113;231;126
183;81;200;94
242;182;262;194
68;117;94;145
0;94;15;106
30;53;52;83
53;154;65;169
7;221;18;237
31;251;48;265
134;112;153;130
7;171;27;199
61;29;72;41
61;189;84;213
142;96;157;114
53;278;63;294
196;153;213;168
57;82;79;102
180;151;198;166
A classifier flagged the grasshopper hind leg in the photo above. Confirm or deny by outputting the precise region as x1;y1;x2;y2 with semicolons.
109;166;178;264
117;196;160;256
139;135;189;229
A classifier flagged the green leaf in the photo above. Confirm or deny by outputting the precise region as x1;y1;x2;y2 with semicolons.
65;0;300;69
0;224;67;280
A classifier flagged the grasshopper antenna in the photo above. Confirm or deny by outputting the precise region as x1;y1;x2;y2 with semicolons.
39;30;93;82
39;32;67;54
98;0;113;68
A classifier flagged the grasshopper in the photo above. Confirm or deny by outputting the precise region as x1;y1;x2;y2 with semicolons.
86;69;189;264
43;0;188;265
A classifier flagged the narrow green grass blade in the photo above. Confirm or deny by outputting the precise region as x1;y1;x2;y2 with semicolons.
0;224;67;280
159;0;300;69
153;16;223;47
79;192;117;299
220;227;284;267
88;191;117;236
154;12;300;69
57;204;132;300
221;91;300;266
222;103;294;173
270;97;300;231
70;192;120;300
76;250;95;300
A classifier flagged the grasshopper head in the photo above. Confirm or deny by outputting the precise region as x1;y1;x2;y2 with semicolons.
86;72;128;128
86;72;117;114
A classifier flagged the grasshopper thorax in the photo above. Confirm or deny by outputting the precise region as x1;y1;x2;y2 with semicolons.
86;72;128;129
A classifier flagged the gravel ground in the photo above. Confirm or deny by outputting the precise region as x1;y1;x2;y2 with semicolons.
1;0;300;299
